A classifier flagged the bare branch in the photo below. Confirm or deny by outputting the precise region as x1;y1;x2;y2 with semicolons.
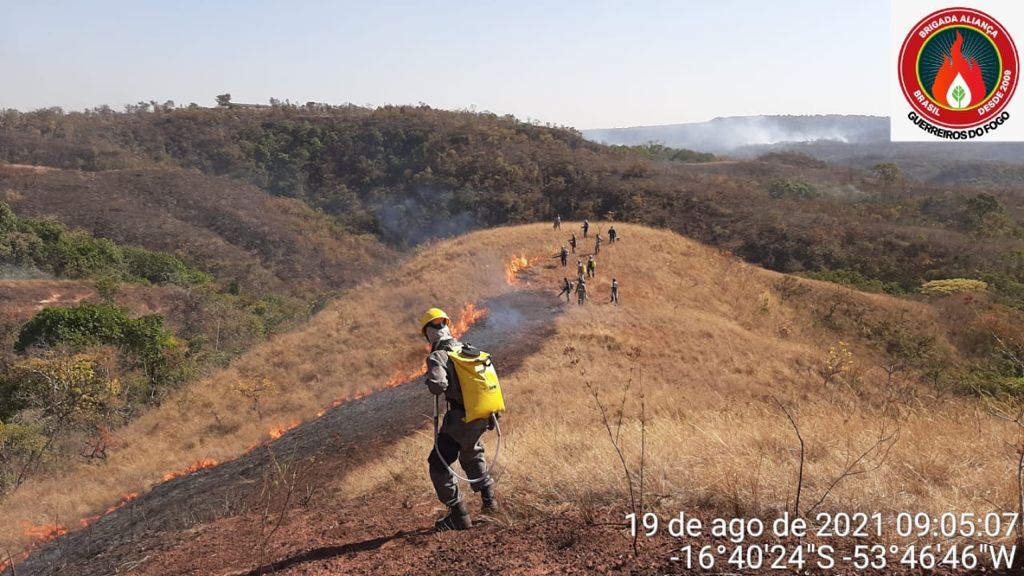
804;427;900;516
772;395;805;516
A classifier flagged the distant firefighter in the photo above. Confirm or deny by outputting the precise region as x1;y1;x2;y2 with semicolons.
569;233;578;254
582;219;590;238
611;278;620;305
554;214;561;229
557;245;569;267
576;258;584;277
594;234;603;256
586;255;596;279
557;277;573;302
576;277;588;305
608;226;618;243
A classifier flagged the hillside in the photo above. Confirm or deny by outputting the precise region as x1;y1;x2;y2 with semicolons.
5;106;1024;306
2;223;1015;575
0;279;194;337
0;163;396;298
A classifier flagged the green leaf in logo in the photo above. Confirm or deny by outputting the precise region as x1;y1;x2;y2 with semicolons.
952;85;966;108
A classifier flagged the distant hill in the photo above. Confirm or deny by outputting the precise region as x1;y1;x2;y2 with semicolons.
584;115;1024;184
584;115;889;153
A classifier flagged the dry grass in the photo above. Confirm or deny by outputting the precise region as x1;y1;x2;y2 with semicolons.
328;224;1020;537
1;222;1019;552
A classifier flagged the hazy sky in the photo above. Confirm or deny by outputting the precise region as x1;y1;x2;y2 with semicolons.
1;0;889;128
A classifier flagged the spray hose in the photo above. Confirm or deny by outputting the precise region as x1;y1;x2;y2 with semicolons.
432;394;502;484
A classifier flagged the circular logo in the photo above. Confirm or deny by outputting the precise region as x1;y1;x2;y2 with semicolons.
898;7;1018;129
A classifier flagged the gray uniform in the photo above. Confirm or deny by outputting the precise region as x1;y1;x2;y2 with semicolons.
425;337;493;507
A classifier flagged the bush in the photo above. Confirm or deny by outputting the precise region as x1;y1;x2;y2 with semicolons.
15;304;173;367
0;420;45;494
49;230;124;278
0;201;211;285
766;178;819;200
920;278;988;296
122;246;210;285
803;269;904;294
961;373;1024;397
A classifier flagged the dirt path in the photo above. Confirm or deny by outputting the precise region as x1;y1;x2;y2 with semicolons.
9;290;565;576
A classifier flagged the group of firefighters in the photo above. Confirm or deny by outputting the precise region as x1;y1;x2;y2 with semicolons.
553;216;620;306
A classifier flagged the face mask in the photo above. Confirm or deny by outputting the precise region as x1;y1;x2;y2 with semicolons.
425;324;451;346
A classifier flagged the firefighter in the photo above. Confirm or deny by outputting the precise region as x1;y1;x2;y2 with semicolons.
582;219;590;238
569;233;578;254
594;234;603;256
420;308;496;531
576;277;588;305
586;255;596;279
557;277;573;302
554;214;561;230
576;258;585;278
559;245;569;267
611;278;620;305
608;226;618;243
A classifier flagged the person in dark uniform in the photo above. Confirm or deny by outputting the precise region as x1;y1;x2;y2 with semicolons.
557;277;573;302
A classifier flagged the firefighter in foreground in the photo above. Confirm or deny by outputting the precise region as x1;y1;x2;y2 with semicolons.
420;308;500;531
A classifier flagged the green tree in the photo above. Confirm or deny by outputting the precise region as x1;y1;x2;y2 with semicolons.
0;202;16;235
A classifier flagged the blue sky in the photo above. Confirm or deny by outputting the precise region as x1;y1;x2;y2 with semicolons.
1;0;889;128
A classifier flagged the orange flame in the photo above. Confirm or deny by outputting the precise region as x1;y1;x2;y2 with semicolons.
269;420;301;439
385;367;426;387
20;520;67;543
379;302;487;388
105;492;138;514
505;255;536;285
162;458;218;482
76;491;140;529
451;302;488;339
0;551;28;573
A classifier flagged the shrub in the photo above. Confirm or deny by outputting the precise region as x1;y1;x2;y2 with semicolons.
961;373;1024;397
920;278;988;296
15;304;173;368
0;201;210;285
0;420;45;494
766;178;819;200
49;230;124;278
804;269;905;294
122;246;210;285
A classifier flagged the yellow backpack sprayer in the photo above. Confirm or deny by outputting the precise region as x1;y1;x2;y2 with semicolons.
433;342;505;484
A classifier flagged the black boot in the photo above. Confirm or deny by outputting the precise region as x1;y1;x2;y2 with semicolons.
434;500;472;531
480;484;497;512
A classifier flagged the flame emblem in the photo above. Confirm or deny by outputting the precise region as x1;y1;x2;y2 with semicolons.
931;30;988;109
